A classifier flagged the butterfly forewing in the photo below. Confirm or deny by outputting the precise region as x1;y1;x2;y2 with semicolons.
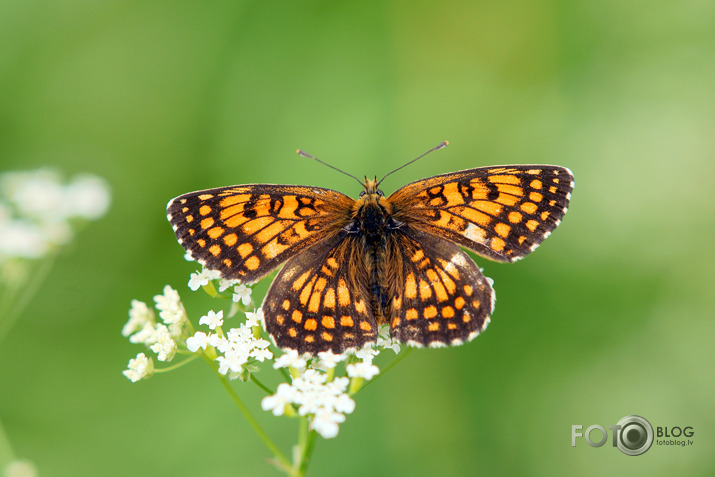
167;184;354;282
262;232;378;354
386;227;494;347
388;165;574;262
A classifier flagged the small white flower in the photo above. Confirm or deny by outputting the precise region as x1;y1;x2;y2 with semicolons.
122;300;155;337
244;308;263;328
273;349;308;371
188;268;222;291
232;284;252;305
311;410;346;439
346;362;380;380
150;324;177;361
217;277;239;293
186;331;210;352
129;322;157;345
316;350;347;369
355;345;380;363
199;310;224;330
123;353;154;382
331;387;356;414
261;383;299;416
216;351;247;375
376;335;401;354
188;271;209;291
252;347;272;362
153;285;186;325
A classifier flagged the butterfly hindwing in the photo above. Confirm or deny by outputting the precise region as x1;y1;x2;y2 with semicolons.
263;231;379;354
387;227;494;347
167;184;354;282
388;165;574;262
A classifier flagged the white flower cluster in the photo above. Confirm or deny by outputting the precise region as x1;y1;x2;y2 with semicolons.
262;369;356;439
262;344;387;439
122;285;189;381
0;169;110;265
186;308;272;379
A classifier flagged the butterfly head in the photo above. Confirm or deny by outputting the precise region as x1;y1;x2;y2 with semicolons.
359;177;384;200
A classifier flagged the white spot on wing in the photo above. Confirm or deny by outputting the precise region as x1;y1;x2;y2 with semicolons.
463;223;486;243
451;252;468;268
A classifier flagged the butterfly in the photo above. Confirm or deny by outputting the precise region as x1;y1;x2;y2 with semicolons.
167;142;573;354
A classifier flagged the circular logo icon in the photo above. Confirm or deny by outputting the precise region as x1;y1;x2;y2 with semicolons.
615;415;653;456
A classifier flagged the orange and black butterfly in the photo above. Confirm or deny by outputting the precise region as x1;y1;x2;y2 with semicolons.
167;142;573;354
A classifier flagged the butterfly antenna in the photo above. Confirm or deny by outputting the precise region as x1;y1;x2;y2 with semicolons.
377;141;449;187
297;149;363;186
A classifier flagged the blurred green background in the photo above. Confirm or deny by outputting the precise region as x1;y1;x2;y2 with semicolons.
1;1;713;476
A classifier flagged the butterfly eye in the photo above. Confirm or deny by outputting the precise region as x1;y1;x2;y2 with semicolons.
359;190;366;198
377;189;385;197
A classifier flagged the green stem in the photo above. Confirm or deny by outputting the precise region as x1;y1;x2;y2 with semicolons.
296;421;317;477
202;355;291;470
249;374;274;395
153;355;198;373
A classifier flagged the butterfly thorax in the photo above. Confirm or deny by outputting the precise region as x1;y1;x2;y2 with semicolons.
346;178;402;244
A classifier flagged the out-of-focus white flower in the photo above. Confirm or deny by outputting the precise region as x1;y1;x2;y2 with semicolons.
0;169;110;267
274;349;307;371
122;300;155;337
0;220;49;260
186;331;210;352
199;310;224;330
150;324;177;361
64;175;111;220
346;362;380;381
2;169;65;220
232;284;252;305
3;459;38;477
123;353;154;382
